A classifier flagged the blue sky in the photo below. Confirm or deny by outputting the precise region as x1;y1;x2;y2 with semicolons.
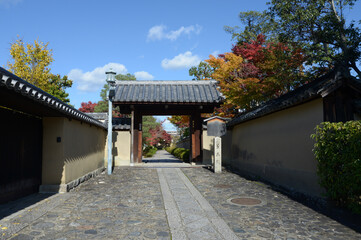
1;0;361;130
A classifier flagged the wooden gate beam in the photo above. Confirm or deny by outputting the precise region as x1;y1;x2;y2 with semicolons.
190;112;202;163
133;111;143;163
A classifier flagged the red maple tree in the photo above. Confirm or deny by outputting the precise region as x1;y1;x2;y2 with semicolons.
146;121;172;147
206;34;306;117
231;34;306;96
78;101;98;112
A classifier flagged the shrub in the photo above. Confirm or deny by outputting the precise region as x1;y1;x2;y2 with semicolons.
312;121;361;214
181;150;190;162
143;146;157;158
167;147;190;162
165;146;175;153
171;147;178;155
173;148;182;157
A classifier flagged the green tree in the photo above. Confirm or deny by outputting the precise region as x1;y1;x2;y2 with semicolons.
94;73;136;113
46;74;73;103
93;100;108;113
268;0;361;77
7;37;73;103
115;73;136;81
189;61;213;80
142;116;161;146
227;1;361;78
224;11;277;43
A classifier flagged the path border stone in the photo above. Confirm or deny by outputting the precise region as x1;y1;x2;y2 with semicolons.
158;168;188;240
175;168;239;240
158;167;239;240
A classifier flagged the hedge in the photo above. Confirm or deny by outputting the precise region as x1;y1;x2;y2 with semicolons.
143;146;158;158
311;121;361;214
165;146;190;162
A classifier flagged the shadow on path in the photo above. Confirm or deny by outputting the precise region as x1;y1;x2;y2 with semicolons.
0;193;54;220
143;159;182;163
141;150;193;168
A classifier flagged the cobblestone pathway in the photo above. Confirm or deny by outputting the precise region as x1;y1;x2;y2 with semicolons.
0;168;169;240
0;150;360;239
182;167;361;240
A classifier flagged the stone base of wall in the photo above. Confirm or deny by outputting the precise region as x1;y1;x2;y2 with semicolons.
39;167;105;193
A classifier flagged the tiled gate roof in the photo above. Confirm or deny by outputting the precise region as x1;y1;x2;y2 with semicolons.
113;80;223;104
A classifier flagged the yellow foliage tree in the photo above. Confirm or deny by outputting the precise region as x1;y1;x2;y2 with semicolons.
206;53;265;113
7;38;53;88
7;38;73;104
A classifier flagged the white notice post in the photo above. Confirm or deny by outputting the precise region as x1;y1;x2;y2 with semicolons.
214;136;222;173
204;116;229;173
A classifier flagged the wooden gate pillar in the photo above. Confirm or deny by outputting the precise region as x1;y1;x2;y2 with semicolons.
133;111;143;163
190;112;202;163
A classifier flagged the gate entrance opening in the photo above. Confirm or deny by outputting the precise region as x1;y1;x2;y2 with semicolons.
112;80;223;164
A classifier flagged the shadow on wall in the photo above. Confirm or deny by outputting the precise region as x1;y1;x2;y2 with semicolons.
43;117;107;188
107;130;131;166
203;142;214;166
0;108;43;204
63;127;107;167
230;145;255;166
112;131;118;168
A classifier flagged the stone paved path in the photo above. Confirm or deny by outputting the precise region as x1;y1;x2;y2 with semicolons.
0;167;170;240
0;150;360;239
141;150;193;168
182;167;361;240
158;168;238;240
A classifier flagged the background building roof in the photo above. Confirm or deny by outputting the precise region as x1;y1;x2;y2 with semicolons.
85;113;131;130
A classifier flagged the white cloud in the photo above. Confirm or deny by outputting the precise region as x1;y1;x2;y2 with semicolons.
147;24;202;41
155;116;177;131
211;50;220;57
0;0;22;7
163;119;177;131
134;71;154;80
161;51;201;70
68;63;127;92
147;25;167;41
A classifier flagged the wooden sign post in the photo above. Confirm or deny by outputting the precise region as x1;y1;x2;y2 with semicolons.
204;116;228;173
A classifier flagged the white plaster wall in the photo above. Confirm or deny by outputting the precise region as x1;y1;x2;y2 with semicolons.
228;99;324;197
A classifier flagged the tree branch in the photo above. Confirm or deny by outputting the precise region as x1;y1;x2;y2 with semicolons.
350;61;361;79
330;0;341;22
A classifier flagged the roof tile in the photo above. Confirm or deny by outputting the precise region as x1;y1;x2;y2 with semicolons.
228;69;361;127
113;80;223;104
0;67;106;129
